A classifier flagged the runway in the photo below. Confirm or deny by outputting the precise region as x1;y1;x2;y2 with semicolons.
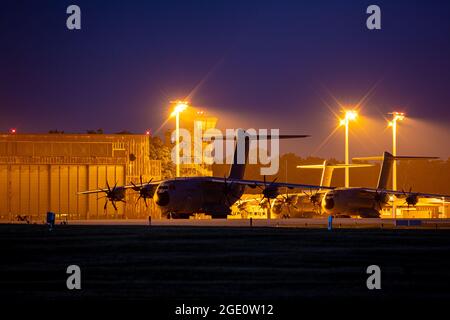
49;218;450;229
1;224;449;304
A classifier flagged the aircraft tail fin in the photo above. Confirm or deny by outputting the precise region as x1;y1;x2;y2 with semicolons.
353;152;438;189
297;161;334;187
226;130;310;180
321;161;333;187
377;152;394;190
227;130;250;180
297;162;373;188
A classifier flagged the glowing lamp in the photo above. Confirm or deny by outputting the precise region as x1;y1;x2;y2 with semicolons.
170;101;188;117
170;100;189;177
345;110;358;121
339;109;358;188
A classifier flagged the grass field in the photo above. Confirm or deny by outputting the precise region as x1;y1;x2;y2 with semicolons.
0;224;449;303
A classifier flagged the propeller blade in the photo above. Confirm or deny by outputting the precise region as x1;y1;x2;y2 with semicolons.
131;181;139;191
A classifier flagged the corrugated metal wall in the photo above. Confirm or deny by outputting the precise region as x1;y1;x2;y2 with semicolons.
0;164;125;221
0;134;162;221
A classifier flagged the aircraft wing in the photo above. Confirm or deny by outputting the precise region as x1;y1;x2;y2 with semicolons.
360;188;450;199
77;181;162;195
208;177;335;191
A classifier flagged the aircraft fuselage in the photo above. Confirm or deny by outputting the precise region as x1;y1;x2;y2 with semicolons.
153;177;245;218
321;187;388;218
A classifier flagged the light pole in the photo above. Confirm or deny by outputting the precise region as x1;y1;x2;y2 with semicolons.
388;111;405;218
388;112;405;191
170;101;188;177
339;110;357;188
442;197;447;218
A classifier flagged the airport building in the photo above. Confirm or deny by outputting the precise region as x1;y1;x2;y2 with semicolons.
380;202;448;219
0;133;161;221
165;109;218;177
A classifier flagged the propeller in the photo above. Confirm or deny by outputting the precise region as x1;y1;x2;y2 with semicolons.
277;192;298;214
234;199;250;215
303;189;321;212
222;176;241;207
130;175;144;192
131;175;154;207
256;176;279;208
402;187;419;208
258;197;272;210
373;189;388;209
99;181;125;211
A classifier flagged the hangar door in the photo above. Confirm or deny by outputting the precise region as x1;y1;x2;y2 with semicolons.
0;165;125;221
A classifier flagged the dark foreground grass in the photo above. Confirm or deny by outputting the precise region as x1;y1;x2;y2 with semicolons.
0;224;449;303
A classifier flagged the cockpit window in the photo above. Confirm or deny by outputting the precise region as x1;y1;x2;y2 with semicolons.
158;184;175;191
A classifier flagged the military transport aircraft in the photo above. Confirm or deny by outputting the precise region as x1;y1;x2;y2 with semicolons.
244;162;374;217
78;130;450;218
230;152;450;218
79;129;334;218
317;152;450;217
296;161;374;212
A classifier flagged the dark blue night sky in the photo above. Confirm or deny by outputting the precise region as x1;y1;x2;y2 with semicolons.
1;0;449;159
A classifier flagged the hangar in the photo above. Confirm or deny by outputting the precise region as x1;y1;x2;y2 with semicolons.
0;133;161;221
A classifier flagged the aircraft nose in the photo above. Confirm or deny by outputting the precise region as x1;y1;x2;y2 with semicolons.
155;191;170;206
324;195;334;210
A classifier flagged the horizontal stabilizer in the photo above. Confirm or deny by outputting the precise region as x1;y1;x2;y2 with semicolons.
205;134;310;140
297;163;373;169
297;161;374;187
391;156;439;160
204;129;310;140
353;152;439;162
352;156;384;161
